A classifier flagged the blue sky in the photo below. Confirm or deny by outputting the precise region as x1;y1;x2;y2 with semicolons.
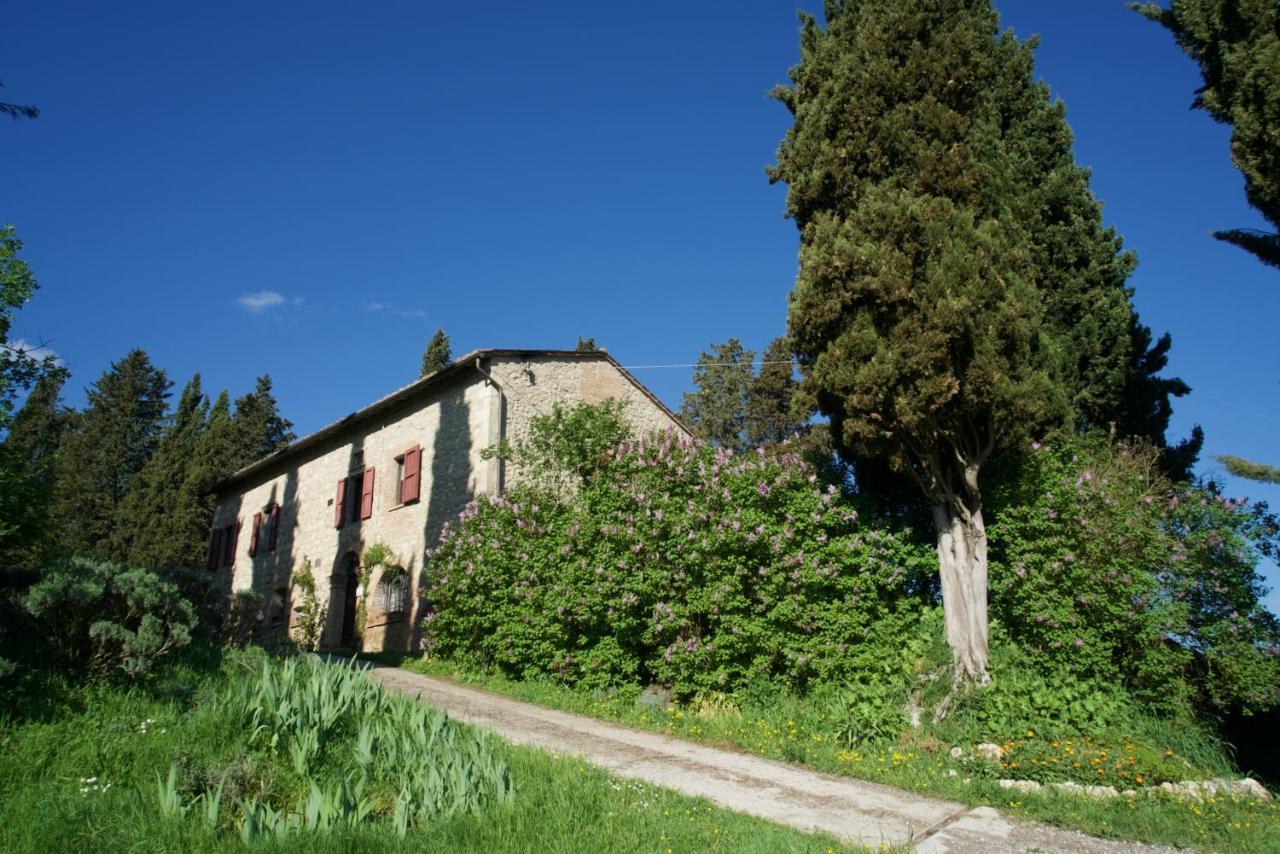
5;2;1279;608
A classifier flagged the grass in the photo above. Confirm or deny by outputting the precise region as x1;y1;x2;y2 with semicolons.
0;646;857;853
392;654;1280;853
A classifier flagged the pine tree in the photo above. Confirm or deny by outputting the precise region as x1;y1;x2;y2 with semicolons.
0;370;70;572
1135;0;1280;268
112;375;211;567
4;368;70;485
421;327;452;376
769;0;1186;683
745;337;804;447
52;350;171;558
680;339;755;451
230;375;294;472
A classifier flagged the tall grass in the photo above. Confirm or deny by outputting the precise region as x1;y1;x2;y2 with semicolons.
0;645;851;852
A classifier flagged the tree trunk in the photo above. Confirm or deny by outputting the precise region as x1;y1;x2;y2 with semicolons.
932;501;990;686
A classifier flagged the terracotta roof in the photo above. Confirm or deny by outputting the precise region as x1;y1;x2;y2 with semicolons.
212;348;688;494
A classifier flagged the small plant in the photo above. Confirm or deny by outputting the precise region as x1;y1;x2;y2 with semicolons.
361;541;396;570
228;654;512;836
291;561;325;652
24;556;195;678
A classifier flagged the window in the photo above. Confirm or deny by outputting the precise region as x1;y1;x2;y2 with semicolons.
397;445;421;505
380;574;409;615
334;468;375;526
207;519;241;570
250;504;280;555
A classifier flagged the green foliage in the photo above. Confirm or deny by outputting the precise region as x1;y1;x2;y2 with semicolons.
52;350;172;559
575;335;599;351
745;336;804;448
0;227;66;573
24;556;196;678
361;541;395;570
291;560;325;652
420;327;452;376
229;374;295;470
1135;0;1280;268
0;374;69;573
230;653;512;838
112;374;212;567
0;224;54;432
429;432;933;696
483;398;633;492
1216;453;1280;484
679;339;756;451
987;435;1280;715
680;338;806;452
0;646;847;853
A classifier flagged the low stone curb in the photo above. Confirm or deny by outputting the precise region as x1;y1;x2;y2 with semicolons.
997;776;1272;802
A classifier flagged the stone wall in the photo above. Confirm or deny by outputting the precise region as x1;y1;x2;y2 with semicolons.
209;352;685;653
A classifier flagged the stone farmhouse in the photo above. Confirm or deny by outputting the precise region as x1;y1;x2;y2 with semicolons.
206;349;687;652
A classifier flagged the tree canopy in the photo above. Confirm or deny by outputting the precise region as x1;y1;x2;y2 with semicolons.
421;327;452;376
769;0;1189;683
1134;0;1280;268
52;350;171;558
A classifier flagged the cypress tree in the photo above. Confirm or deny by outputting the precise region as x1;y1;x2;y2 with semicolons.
680;339;756;451
421;327;452;376
1135;0;1280;268
745;337;804;447
0;369;70;573
112;375;210;567
769;0;1187;683
52;350;171;558
230;375;294;472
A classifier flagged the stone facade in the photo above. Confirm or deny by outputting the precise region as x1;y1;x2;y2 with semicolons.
208;350;686;652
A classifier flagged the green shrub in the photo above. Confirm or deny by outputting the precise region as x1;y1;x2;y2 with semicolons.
482;398;633;493
291;560;325;652
987;435;1280;716
24;555;195;678
427;432;933;696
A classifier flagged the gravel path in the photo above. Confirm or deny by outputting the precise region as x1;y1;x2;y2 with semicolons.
364;662;1176;853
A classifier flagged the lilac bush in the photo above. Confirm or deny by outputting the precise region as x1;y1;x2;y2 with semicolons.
987;436;1280;715
424;433;933;695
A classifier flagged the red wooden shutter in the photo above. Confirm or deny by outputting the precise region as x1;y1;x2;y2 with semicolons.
268;503;281;551
334;479;346;528
208;529;223;572
360;467;375;519
249;512;262;557
402;445;421;504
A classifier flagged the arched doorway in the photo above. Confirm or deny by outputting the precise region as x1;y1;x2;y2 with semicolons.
338;552;361;648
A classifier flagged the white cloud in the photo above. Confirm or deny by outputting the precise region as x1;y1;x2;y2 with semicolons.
235;291;287;313
395;307;426;318
367;302;385;312
5;338;63;366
